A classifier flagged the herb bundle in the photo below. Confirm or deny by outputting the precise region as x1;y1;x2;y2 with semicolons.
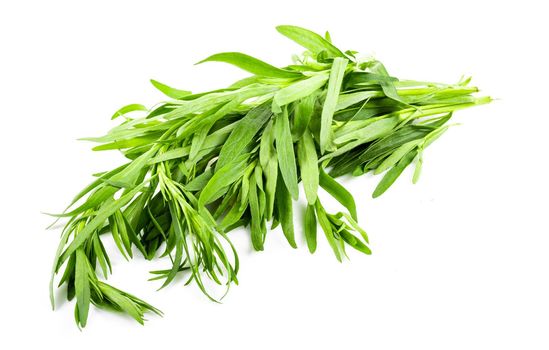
48;25;490;327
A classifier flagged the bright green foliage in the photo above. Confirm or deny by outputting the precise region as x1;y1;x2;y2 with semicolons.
48;25;490;327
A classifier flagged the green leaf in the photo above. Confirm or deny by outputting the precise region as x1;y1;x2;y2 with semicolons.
50;227;72;309
424;125;450;147
109;216;129;260
322;116;400;163
273;73;329;112
58;252;75;288
345;72;399;89
329;124;434;177
229;75;261;88
93;235;111;278
369;60;405;103
304;204;317;253
335;91;380;111
297;131;319;205
220;191;248;231
197;52;302;79
373;149;418;198
292;94;316;140
334;116;400;145
276;25;346;58
165;84;276;121
264;154;278;221
92;136;156;151
259;120;275;169
275;173;297;248
98;282;146;324
148;147;189;164
150;79;191;99
412;150;423;184
111;104;147;120
189;126;209;162
339;229;371;255
116;214;136;259
161;203;185;289
186;169;214;191
75;249;91;328
423;113;452;129
199;154;248;206
315;200;342;261
274;108;299;200
320;57;348;153
120;211;148;257
248;173;264;251
258;120;278;221
319;167;357;221
362;125;434;161
338;212;369;244
374;140;420;174
217;102;272;169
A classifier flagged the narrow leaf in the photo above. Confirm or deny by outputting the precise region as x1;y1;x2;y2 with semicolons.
217;102;272;169
274;109;299;200
75;249;90;327
297;131;319;205
276;25;346;58
339;229;371;255
161;203;184;288
304;204;317;253
264;155;278;220
197;52;302;79
111;104;147;120
273;73;328;112
50;227;71;309
319;167;357;221
369;60;404;103
320;57;348;153
150;79;191;99
315;200;342;261
92;136;156;151
292;94;316;140
412;151;423;184
373;150;418;198
199;155;248;206
248;173;264;251
374;140;420;174
275;173;297;248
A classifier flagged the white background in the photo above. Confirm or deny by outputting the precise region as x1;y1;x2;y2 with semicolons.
1;0;548;348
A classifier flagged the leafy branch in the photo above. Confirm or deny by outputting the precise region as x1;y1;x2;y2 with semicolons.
47;25;490;327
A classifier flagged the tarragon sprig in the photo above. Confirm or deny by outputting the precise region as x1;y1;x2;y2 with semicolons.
47;25;490;327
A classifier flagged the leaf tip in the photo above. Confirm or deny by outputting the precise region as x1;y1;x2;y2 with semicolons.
194;57;208;66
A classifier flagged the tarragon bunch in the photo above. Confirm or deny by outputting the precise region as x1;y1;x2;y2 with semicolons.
48;25;490;327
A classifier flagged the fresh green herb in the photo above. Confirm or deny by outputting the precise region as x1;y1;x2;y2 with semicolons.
47;25;490;327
